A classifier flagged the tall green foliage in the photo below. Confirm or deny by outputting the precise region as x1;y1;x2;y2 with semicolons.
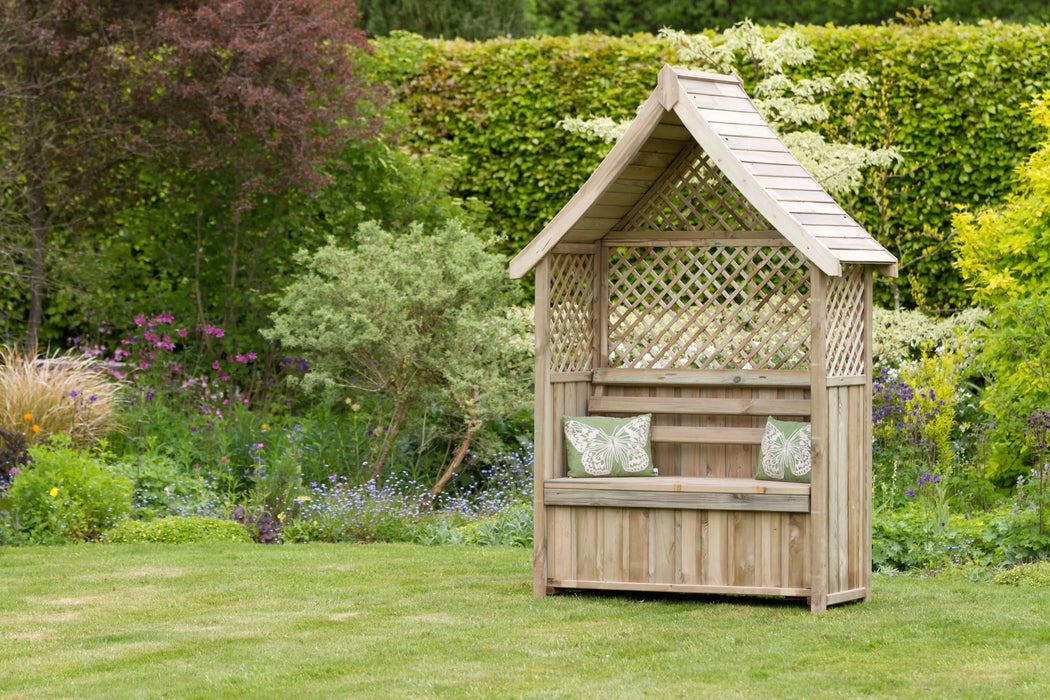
954;95;1050;483
384;22;1050;309
264;220;530;486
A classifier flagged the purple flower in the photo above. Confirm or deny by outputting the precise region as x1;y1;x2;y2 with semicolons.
906;490;915;497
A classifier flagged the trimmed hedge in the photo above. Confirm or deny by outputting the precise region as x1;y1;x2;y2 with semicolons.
105;516;252;544
525;1;1050;36
382;22;1050;309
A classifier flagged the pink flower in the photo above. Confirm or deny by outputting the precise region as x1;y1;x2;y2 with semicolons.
9;467;20;476
177;328;189;337
212;361;221;370
247;352;257;361
154;313;174;324
133;313;146;326
235;353;247;363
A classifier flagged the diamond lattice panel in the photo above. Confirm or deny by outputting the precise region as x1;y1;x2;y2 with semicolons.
624;144;772;232
825;265;866;377
607;246;810;370
548;253;595;373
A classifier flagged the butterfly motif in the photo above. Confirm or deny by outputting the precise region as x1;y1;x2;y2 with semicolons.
760;422;811;480
564;415;651;476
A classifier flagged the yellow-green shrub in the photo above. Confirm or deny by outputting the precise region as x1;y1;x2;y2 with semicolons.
105;516;250;544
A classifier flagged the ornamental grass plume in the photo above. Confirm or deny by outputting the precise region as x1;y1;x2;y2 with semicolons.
0;346;121;447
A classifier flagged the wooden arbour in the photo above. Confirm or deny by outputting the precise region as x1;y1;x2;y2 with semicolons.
510;66;897;612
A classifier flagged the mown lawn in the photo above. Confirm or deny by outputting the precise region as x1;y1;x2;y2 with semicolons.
2;543;1049;698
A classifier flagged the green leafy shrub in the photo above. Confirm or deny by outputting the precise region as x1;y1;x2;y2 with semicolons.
6;440;133;543
111;454;218;520
105;516;250;544
873;502;1050;572
993;561;1050;587
265;219;530;492
407;503;533;547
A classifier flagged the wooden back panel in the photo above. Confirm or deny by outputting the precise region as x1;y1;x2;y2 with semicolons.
591;384;810;478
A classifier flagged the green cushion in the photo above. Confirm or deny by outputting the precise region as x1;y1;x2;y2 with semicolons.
756;418;812;483
563;414;655;478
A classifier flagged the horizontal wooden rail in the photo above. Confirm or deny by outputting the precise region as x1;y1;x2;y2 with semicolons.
544;476;811;513
592;368;810;388
548;579;811;599
588;395;811;417
650;425;765;444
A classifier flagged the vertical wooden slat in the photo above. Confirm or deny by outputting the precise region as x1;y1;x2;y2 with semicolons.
731;512;754;586
601;508;626;582
628;509;650;581
809;266;829;612
549;506;571;581
650;509;677;583
863;270;874;601
827;387;840;594
575;507;598;581
652;386;678;475
706;511;728;585
680;509;700;584
678;387;701;477
533;259;552;597
848;385;862;591
599;244;610;368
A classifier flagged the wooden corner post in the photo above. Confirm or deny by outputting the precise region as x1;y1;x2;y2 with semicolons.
533;258;551;597
809;266;830;613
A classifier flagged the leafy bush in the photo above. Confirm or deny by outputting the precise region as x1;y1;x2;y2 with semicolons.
971;297;1050;484
0;347;121;447
993;561;1050;587
110;454;218;519
873;502;1050;572
265;219;530;489
105;516;250;544
6;440;133;543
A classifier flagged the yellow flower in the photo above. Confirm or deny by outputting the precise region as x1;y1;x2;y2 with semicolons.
49;487;58;497
351;403;361;413
31;424;40;433
277;512;285;522
23;412;32;421
296;495;311;502
312;520;318;526
261;423;269;431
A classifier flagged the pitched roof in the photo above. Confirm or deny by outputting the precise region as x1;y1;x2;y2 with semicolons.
509;64;898;279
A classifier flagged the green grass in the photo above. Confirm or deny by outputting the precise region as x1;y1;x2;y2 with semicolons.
3;544;1050;698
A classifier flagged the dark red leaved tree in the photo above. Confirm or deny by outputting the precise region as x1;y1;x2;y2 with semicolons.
1;0;381;350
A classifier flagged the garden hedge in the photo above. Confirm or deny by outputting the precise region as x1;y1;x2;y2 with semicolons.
380;21;1050;309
